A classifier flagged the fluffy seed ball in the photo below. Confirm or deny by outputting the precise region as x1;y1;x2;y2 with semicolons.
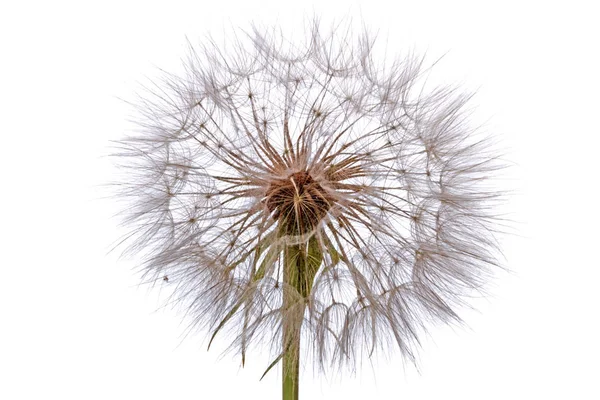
114;21;505;373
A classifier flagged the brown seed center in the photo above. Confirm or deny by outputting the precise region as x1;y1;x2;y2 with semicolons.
265;171;332;236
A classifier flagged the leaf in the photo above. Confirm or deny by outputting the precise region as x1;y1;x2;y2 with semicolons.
259;335;295;381
259;351;285;381
209;235;283;352
255;239;281;281
323;233;341;266
303;234;323;295
207;301;243;351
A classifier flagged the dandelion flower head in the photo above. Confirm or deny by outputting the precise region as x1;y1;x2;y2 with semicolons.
115;21;504;373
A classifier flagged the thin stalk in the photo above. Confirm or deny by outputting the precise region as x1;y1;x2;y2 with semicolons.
282;244;303;400
282;238;323;400
282;315;301;400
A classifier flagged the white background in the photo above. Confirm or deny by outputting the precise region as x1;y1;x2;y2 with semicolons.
1;1;599;399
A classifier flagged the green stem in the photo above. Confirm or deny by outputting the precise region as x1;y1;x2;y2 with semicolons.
282;320;300;400
282;244;302;400
282;237;323;400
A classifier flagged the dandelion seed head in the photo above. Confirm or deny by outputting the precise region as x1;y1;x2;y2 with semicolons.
114;19;506;376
